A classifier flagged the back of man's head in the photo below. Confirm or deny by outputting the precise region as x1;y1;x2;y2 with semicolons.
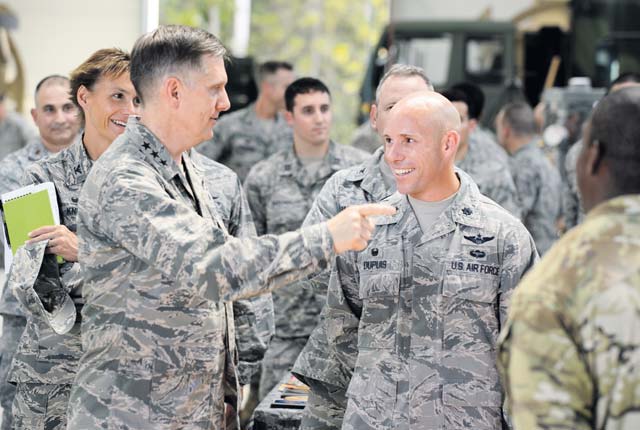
285;77;330;112
256;61;293;85
375;64;433;104
589;86;640;195
451;82;484;121
131;25;226;104
440;88;471;110
499;101;537;138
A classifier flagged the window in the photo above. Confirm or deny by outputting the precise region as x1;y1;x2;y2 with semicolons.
395;35;453;87
465;36;505;83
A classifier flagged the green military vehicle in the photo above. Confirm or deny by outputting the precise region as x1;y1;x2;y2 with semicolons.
359;0;640;128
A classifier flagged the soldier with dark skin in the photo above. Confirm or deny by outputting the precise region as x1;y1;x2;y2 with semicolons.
562;72;640;230
499;86;640;430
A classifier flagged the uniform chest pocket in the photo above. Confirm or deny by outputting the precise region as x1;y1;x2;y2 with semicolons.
266;190;307;234
357;270;401;350
442;272;501;353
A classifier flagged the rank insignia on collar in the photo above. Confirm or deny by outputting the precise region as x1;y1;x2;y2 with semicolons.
464;234;495;245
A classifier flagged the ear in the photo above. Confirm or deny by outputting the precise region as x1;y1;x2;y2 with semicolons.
586;140;603;175
164;77;181;109
443;130;460;155
284;110;294;125
77;85;90;110
369;104;378;131
30;107;37;123
468;118;478;133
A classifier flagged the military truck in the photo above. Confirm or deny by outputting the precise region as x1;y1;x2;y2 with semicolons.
358;0;640;127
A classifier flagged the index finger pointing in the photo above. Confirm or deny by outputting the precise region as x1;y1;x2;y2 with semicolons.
354;203;396;217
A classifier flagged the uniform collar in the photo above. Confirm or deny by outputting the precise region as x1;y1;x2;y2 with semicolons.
586;194;640;220
244;102;287;126
64;133;94;187
279;140;345;184
374;168;485;242
129;118;181;184
25;138;51;162
128;119;227;232
345;147;394;202
512;138;541;157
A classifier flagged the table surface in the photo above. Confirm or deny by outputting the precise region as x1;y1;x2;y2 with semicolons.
252;374;306;430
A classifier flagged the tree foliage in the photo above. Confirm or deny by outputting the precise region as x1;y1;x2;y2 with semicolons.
160;0;389;143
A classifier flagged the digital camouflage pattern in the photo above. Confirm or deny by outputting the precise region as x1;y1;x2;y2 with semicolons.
0;137;52;430
67;118;334;430
191;150;275;385
326;170;537;429
509;140;562;254
292;147;395;429
472;127;509;165
0;112;37;162
350;121;381;154
498;195;640;430
196;102;293;182
4;135;90;430
244;140;368;398
0;137;53;288
563;140;584;229
457;133;522;220
12;383;70;430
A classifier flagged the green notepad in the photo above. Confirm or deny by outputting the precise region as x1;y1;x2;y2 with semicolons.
1;182;61;271
4;189;57;255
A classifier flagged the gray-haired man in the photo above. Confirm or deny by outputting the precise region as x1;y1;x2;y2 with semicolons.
64;25;392;430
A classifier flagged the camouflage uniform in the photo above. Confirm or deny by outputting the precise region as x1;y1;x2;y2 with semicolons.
196;102;293;182
351;121;381;154
326;170;537;429
0;112;37;162
5;134;90;430
0;138;52;430
562;140;584;229
66;119;334;430
509;140;562;254
498;195;640;430
244;140;368;399
472;128;509;165
292;147;396;429
456;134;522;220
190;150;275;385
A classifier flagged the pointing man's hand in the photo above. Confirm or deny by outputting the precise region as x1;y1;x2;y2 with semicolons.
327;204;396;254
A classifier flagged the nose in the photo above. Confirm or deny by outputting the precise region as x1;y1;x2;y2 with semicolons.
130;98;141;116
384;138;404;163
53;108;67;124
217;88;231;113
